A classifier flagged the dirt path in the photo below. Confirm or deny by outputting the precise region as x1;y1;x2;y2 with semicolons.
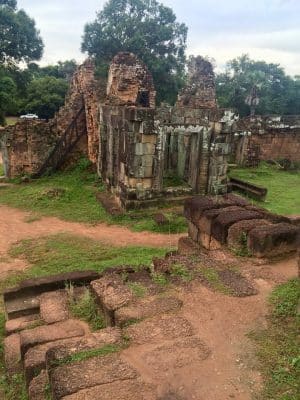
0;204;181;278
122;256;298;400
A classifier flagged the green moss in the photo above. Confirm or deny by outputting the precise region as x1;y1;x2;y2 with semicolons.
230;163;300;215
199;267;232;295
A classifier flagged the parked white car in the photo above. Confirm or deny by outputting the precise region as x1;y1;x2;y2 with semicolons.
20;113;39;119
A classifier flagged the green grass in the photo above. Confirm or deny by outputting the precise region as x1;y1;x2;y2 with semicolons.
250;279;300;400
230;163;300;215
68;286;105;331
199;267;232;295
51;344;121;367
170;263;193;282
127;282;147;298
0;164;187;233
5;117;18;126
0;163;4;176
1;233;168;291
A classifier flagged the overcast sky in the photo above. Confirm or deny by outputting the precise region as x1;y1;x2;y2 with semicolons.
18;0;300;77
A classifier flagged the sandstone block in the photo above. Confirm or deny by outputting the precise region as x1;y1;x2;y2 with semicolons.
28;370;48;400
25;328;121;385
124;314;194;345
60;378;157;400
4;333;22;376
247;223;300;258
20;319;86;357
49;354;138;399
5;314;40;335
115;296;182;326
227;219;271;252
40;290;69;324
90;276;133;326
211;209;262;244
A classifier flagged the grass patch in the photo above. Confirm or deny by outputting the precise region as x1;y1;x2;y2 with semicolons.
1;233;167;291
250;279;300;399
52;344;121;367
68;286;105;331
230;163;300;215
151;272;169;286
0;163;4;176
199;267;232;295
0;163;187;233
127;282;147;298
170;263;193;282
5;117;18;126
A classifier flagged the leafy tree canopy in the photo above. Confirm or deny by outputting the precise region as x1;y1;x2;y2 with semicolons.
216;54;300;116
22;76;68;120
0;68;16;124
81;0;188;104
0;0;43;65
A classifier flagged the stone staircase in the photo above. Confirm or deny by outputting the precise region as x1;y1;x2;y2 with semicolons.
32;105;86;178
3;269;202;399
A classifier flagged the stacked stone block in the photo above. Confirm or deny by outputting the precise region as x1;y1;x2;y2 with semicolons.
184;194;300;257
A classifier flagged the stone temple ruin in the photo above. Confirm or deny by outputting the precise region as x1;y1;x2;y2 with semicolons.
1;52;300;209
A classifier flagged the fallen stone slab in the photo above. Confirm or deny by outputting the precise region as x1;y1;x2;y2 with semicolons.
124;314;194;345
4;270;100;302
5;314;40;335
4;333;22;376
5;295;40;320
211;209;262;244
49;354;138;399
227;219;271;253
20;319;86;357
60;378;157;400
90;275;133;326
40;290;69;324
25;327;121;386
28;369;49;400
247;223;300;258
115;296;183;326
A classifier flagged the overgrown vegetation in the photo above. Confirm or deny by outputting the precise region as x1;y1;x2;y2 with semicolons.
250;279;300;400
67;286;105;331
0;163;187;234
230;163;300;215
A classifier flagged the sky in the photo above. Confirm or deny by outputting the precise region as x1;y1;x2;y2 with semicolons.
18;0;300;77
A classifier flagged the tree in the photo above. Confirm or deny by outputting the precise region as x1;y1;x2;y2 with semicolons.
0;68;16;125
0;0;43;65
216;54;300;116
22;76;68;120
81;0;188;104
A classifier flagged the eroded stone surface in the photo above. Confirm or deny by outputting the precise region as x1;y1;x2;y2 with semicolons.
61;379;157;400
20;319;86;357
5;314;40;335
124;315;194;345
25;328;121;385
4;333;22;376
28;369;48;400
115;295;183;326
49;354;138;399
40;290;69;324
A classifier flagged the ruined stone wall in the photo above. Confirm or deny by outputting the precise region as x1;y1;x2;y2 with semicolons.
0;121;59;178
234;116;300;166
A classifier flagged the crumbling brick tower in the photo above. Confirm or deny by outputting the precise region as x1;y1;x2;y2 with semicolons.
98;52;160;209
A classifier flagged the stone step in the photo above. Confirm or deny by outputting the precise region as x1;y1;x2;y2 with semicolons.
124;314;194;345
90;275;133;326
5;314;40;335
4;270;100;302
28;370;49;400
49;354;138;399
115;295;183;327
60;379;157;400
4;333;22;376
25;328;121;386
40;290;69;324
5;295;40;320
20;319;87;357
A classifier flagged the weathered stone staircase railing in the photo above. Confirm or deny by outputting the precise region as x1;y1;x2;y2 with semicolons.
32;106;86;178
